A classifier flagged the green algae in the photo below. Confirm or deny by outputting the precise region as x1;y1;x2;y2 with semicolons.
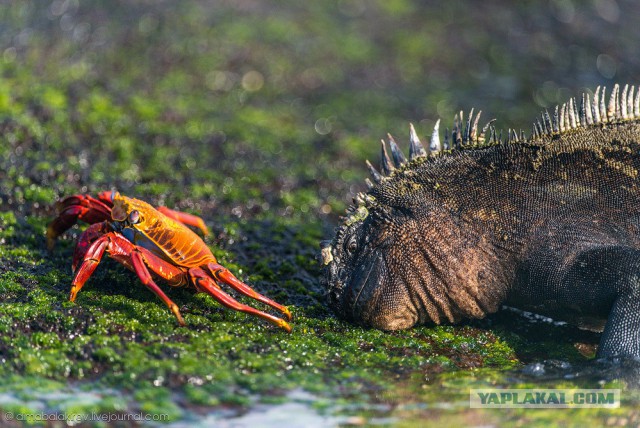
1;0;639;425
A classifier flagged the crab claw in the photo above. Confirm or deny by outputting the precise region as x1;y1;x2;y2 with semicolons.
47;193;114;249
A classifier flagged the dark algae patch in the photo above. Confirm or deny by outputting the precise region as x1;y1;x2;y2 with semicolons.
2;0;640;426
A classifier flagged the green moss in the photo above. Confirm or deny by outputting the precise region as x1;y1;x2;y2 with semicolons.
0;1;637;425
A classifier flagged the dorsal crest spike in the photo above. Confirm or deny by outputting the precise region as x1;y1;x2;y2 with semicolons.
452;113;462;148
443;128;450;150
430;119;442;153
535;119;543;136
370;84;640;184
491;126;498;143
366;159;383;183
470;110;482;143
380;139;395;175
585;93;593;125
568;98;577;129
482;119;496;134
607;83;619;122
543;109;552;132
621;84;629;119
564;102;571;130
583;94;593;125
600;86;607;123
364;178;374;189
593;86;601;123
409;123;427;159
552;105;560;133
463;108;474;144
387;134;407;167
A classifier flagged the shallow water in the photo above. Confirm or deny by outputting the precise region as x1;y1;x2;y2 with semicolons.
2;362;639;427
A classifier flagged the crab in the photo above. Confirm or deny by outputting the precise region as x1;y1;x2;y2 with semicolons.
47;191;292;332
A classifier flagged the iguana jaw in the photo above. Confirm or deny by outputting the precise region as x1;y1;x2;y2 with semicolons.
323;226;420;330
324;246;379;321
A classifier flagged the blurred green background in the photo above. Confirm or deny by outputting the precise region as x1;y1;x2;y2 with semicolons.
0;0;639;426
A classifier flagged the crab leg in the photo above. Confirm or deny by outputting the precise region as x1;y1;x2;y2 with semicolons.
70;234;110;301
190;268;292;332
71;232;188;325
72;222;111;271
157;206;210;236
130;251;186;325
207;262;292;321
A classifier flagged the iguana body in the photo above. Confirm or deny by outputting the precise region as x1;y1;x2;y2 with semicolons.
321;84;640;358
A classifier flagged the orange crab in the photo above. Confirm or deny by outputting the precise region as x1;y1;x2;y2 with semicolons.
47;191;292;332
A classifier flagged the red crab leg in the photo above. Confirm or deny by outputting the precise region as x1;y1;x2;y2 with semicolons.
190;268;292;332
71;232;188;326
70;234;109;301
157;206;210;236
47;193;114;249
130;250;186;325
207;262;292;321
72;222;111;271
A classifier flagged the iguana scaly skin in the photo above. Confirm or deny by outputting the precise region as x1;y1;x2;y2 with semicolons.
321;84;640;358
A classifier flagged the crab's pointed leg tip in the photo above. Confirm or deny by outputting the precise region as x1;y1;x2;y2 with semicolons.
171;304;186;326
279;320;293;333
46;226;59;250
200;222;210;236
282;306;292;321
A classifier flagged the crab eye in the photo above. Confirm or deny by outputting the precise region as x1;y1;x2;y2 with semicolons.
347;237;357;253
128;210;140;224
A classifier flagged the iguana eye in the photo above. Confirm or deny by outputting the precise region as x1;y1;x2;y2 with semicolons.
347;236;357;253
128;210;140;224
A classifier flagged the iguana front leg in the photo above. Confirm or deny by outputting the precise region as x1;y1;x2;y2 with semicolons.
560;247;640;359
597;271;640;358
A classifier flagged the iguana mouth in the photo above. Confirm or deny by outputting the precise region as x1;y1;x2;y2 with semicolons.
351;253;377;316
341;250;385;323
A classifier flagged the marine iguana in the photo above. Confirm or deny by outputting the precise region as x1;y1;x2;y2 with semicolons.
321;84;640;359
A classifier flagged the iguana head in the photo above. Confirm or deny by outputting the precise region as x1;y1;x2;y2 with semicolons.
321;123;452;330
321;117;501;330
321;192;416;329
